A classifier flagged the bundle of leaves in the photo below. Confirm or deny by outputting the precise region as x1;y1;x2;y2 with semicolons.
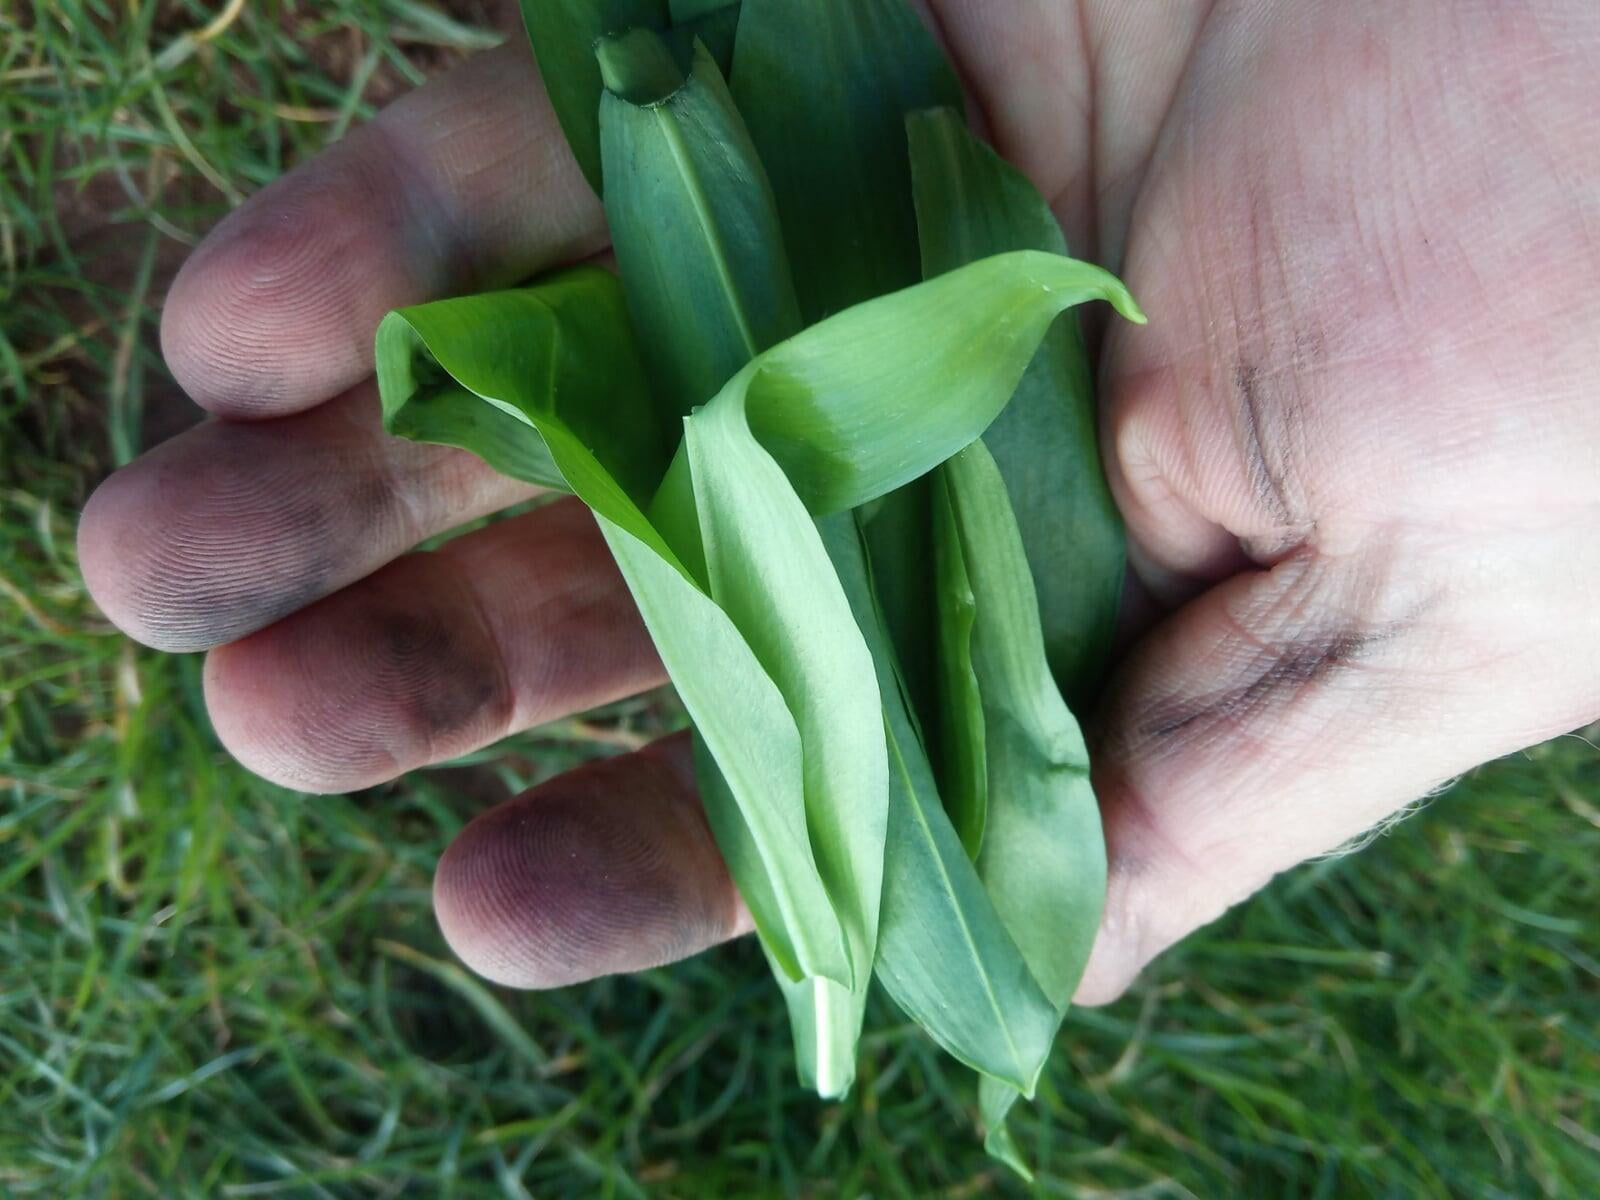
373;0;1143;1174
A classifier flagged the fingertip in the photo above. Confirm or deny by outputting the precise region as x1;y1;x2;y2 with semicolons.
160;150;423;418
78;453;222;653
201;555;515;794
434;736;746;989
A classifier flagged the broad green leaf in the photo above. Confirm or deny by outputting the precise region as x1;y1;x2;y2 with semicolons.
823;515;1058;1094
930;471;986;860
727;251;1143;515
601;514;853;991
376;269;851;992
518;0;667;192
940;441;1108;1177
597;32;802;414
729;0;960;320
597;26;876;1092
730;0;962;746
685;397;888;1052
376;253;1139;1106
909;107;1126;708
374;267;668;502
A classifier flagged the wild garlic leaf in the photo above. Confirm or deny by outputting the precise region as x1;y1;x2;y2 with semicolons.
597;28;879;1093
376;268;851;991
930;470;987;861
376;250;1140;1105
684;396;888;1003
598;31;802;414
518;1;667;192
825;514;1059;1094
729;251;1143;515
729;0;960;321
374;267;667;502
941;440;1109;1178
909;107;1126;708
729;0;963;745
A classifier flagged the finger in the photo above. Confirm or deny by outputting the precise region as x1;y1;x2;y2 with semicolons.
433;732;752;989
78;382;536;653
162;41;604;419
1074;530;1600;1006
203;498;664;794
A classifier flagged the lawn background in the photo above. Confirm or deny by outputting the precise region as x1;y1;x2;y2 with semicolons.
2;3;1597;1196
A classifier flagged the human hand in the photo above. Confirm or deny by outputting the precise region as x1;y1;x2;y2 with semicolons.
79;0;1600;1001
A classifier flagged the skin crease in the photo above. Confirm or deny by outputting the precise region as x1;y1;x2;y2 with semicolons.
77;0;1600;1004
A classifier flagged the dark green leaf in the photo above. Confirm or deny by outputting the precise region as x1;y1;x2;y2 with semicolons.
909;106;1126;707
598;32;802;413
518;0;667;192
729;0;960;320
930;471;986;860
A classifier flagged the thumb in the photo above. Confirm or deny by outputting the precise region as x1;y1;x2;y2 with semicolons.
1073;532;1598;1005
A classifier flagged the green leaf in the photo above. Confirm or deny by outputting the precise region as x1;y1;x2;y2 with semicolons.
859;482;937;761
376;252;1139;1104
940;440;1108;1175
597;23;878;1093
597;32;802;414
374;266;668;502
667;0;730;17
729;0;960;321
930;471;986;860
685;390;888;1009
728;250;1143;515
822;516;1058;1094
909;107;1126;707
666;0;741;65
518;0;668;193
376;269;852;993
728;0;960;781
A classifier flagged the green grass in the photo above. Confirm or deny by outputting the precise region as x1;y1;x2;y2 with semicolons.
3;3;1598;1197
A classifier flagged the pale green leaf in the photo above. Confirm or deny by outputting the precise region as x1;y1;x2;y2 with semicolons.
376;270;851;991
941;441;1108;1172
374;267;666;501
685;397;887;995
726;250;1144;516
822;515;1057;1094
